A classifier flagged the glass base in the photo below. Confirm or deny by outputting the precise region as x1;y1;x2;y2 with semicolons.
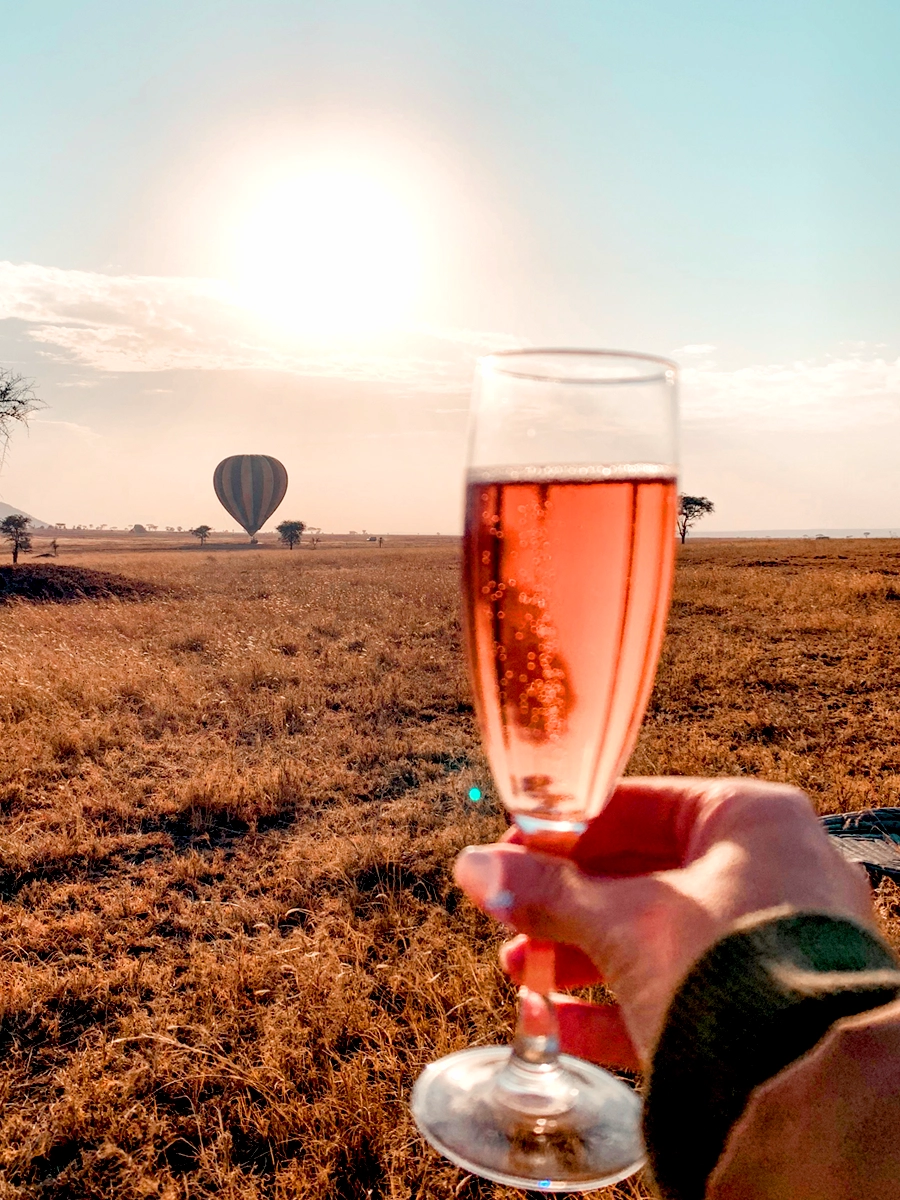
411;1045;645;1192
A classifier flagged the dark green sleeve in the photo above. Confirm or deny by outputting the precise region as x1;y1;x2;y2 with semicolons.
643;910;900;1200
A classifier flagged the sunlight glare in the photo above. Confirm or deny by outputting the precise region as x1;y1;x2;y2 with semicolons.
233;167;422;337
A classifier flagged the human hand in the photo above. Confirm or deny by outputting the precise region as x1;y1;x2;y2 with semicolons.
454;778;874;1070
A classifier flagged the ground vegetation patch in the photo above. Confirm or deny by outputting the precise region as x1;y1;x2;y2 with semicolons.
0;565;159;605
0;539;898;1198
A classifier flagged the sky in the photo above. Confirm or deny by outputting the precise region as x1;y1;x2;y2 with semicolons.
2;0;899;532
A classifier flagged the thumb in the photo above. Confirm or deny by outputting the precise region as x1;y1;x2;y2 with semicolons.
454;843;645;951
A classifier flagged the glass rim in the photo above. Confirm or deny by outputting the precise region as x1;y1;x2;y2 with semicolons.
480;347;678;385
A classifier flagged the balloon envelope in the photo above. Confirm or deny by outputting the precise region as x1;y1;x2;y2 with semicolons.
213;455;288;537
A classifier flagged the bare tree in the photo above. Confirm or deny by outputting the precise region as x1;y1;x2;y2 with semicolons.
677;495;715;544
0;370;43;464
190;525;212;546
276;520;306;550
0;514;32;564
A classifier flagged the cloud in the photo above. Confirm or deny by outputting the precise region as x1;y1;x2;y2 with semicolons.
682;354;900;430
0;261;521;389
31;418;101;441
2;262;898;436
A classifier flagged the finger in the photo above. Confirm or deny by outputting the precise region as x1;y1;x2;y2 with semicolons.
503;779;813;878
572;778;711;873
500;935;602;989
552;996;642;1072
502;778;711;874
454;842;670;950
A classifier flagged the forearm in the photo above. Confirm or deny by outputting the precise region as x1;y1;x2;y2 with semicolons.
708;998;900;1199
643;908;900;1200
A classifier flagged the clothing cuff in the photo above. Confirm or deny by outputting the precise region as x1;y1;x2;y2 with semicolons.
643;909;900;1200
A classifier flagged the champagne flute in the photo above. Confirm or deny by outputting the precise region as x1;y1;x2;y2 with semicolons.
411;350;678;1191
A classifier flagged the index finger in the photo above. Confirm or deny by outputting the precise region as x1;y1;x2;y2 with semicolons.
505;777;711;876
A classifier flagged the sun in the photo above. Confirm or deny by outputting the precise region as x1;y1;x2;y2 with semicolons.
232;167;422;337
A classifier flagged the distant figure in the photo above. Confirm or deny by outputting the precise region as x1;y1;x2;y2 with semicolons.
378;536;383;548
51;539;58;557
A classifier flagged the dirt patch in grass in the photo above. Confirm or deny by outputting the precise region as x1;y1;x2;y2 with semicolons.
0;564;160;604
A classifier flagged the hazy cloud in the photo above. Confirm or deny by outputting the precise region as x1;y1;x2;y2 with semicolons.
31;417;101;441
682;355;900;430
2;261;899;440
0;261;520;389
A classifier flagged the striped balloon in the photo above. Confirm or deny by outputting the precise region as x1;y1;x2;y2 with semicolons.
213;455;288;538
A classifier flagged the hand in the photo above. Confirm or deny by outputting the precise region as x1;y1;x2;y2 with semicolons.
454;778;874;1070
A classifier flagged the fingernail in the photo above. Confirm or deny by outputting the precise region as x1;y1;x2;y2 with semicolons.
454;848;512;916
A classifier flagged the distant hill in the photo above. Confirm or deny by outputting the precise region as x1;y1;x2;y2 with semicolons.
0;500;53;528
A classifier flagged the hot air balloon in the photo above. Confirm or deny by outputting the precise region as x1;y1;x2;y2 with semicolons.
213;455;288;542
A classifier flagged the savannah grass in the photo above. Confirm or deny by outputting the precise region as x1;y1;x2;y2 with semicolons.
0;538;898;1199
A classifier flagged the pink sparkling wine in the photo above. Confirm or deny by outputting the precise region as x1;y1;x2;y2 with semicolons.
463;472;677;826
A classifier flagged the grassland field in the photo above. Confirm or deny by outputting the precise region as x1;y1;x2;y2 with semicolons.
1;535;899;1200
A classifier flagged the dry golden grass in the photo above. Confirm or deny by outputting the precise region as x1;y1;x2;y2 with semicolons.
0;537;899;1199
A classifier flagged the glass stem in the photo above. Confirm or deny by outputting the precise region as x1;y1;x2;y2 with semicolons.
493;939;577;1119
514;938;560;1062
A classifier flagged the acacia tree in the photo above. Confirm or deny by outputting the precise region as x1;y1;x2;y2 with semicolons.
1;514;32;564
277;519;306;550
0;371;42;463
677;495;714;543
190;525;212;546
